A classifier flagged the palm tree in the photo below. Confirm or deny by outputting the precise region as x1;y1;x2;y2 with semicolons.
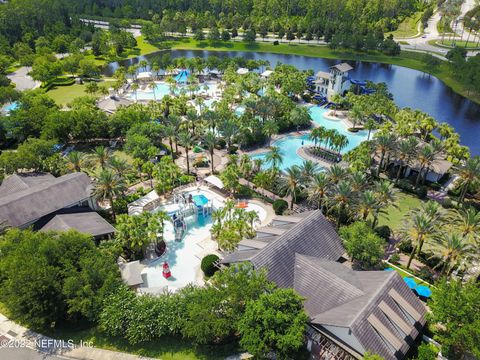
328;180;355;229
278;165;303;209
350;171;368;193
326;164;349;184
164;123;177;159
202;131;217;174
356;190;380;221
455;156;480;203
262;119;279;146
373;180;398;227
65;151;86;172
131;82;139;102
178;131;195;174
108;156;130;178
374;133;396;176
450;207;480;244
245;211;260;232
92;146;111;170
298;160;319;183
401;202;444;269
264;146;283;171
307;172;330;211
395;137;418;182
349;106;363;129
433;233;474;277
414;144;436;189
92;169;125;221
364;118;377;141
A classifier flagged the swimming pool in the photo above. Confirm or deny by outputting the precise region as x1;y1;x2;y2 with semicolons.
251;106;369;171
2;101;19;114
129;81;219;101
141;188;268;292
192;194;209;207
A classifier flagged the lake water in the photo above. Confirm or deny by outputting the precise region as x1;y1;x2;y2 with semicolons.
104;50;480;154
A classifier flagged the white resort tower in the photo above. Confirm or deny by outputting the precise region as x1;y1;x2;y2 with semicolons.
314;63;353;100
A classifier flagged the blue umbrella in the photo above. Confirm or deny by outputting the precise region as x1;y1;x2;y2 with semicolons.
404;277;417;289
415;285;432;298
384;268;395;272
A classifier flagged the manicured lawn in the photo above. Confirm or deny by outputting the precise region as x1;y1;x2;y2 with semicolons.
377;192;424;231
47;326;239;360
46;80;115;106
386;11;423;38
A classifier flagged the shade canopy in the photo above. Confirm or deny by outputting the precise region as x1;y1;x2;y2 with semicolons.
404;277;417;289
204;175;224;189
415;285;432;298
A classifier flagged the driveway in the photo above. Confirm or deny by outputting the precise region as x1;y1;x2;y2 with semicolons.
7;67;41;91
0;347;65;360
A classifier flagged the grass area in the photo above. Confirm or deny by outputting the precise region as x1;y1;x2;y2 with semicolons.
386;262;432;286
431;39;480;49
437;17;454;34
47;326;239;360
46;80;115;106
387;11;423;38
377;192;424;231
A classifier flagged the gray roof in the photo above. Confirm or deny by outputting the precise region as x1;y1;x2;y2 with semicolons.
0;172;93;228
331;63;353;72
40;212;115;237
294;255;426;360
250;210;345;288
97;96;132;113
0;173;55;197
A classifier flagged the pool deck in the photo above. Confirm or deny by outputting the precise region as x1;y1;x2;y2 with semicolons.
296;146;333;169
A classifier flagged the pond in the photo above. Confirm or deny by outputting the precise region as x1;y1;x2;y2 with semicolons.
104;50;480;154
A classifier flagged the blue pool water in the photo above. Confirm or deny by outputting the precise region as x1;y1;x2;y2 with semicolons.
3;101;19;113
192;194;209;207
129;81;218;101
251;107;369;171
309;106;369;150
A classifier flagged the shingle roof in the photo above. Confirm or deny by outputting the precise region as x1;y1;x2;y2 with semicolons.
40;212;115;237
331;63;353;72
250;210;345;287
0;173;55;197
293;255;427;360
0;172;93;227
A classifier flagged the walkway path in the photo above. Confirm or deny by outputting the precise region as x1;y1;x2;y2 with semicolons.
0;313;157;360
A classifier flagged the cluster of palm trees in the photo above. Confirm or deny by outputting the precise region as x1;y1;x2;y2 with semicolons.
400;202;480;278
309;126;349;154
211;199;260;251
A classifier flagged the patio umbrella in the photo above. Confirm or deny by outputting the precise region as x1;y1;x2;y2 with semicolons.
404;277;417;289
415;285;432;298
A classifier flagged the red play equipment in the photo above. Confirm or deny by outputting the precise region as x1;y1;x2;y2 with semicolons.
162;262;172;279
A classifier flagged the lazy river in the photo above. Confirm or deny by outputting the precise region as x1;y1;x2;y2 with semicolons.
105;50;480;154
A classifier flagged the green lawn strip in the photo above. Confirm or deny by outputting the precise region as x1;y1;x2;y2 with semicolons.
429;39;480;50
46;80;115;106
384;261;433;286
386;11;423;38
376;192;424;231
46;326;239;360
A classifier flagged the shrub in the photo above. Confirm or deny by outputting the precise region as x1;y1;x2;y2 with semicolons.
396;179;413;192
375;225;391;241
390;253;400;264
228;145;238;154
201;254;220;277
217;139;226;148
272;199;288;215
398;240;413;253
416;185;428;199
414;343;439;360
179;174;195;185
